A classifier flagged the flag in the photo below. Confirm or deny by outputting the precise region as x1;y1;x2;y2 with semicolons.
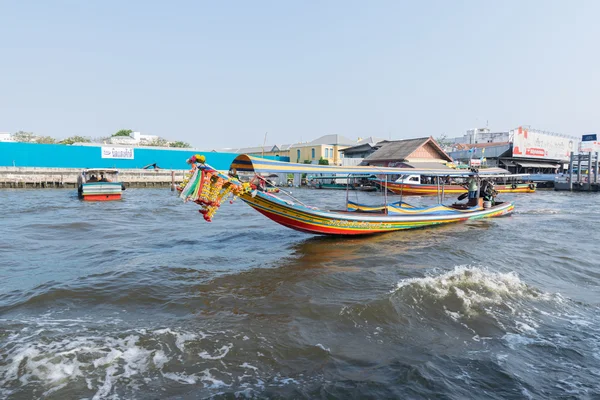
481;148;486;154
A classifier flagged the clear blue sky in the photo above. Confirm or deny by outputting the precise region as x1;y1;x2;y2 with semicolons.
0;0;598;149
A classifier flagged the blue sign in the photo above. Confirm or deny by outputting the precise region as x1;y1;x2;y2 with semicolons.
582;134;597;142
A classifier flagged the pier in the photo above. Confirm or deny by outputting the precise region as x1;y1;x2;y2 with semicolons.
0;167;188;189
554;152;600;192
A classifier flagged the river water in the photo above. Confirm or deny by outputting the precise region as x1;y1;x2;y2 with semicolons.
1;188;599;399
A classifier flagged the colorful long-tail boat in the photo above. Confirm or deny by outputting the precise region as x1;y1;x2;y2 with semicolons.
373;175;535;196
178;154;515;236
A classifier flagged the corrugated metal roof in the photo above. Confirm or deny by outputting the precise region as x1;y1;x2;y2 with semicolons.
364;137;430;161
516;161;559;168
404;161;454;170
364;137;453;162
309;134;355;146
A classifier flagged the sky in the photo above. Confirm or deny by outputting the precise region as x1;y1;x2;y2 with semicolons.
0;0;598;149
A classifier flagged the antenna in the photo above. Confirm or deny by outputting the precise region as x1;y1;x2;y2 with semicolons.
262;132;268;158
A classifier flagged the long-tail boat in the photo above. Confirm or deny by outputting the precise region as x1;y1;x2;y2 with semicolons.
372;174;535;196
178;154;514;236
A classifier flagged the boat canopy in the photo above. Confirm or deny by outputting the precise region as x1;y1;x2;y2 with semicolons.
230;155;508;176
83;169;119;174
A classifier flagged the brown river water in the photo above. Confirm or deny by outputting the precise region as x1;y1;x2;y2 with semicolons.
1;188;599;399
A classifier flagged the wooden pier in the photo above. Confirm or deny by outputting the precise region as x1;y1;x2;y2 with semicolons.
554;152;600;192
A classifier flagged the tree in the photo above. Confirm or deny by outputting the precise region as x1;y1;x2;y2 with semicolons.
36;136;56;144
435;134;454;149
60;136;91;145
12;131;36;143
113;129;133;137
318;157;329;165
170;141;191;148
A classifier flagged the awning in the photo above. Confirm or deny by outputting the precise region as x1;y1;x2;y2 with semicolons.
516;161;559;168
229;154;509;177
500;160;517;167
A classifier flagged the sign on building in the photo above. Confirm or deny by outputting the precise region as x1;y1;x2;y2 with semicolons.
510;127;575;160
101;147;135;159
582;134;597;142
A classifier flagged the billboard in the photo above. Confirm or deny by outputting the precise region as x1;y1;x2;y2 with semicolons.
101;147;135;159
511;127;575;160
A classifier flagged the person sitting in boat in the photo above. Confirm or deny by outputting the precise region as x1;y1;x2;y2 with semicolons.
467;177;478;200
88;174;98;182
99;173;111;182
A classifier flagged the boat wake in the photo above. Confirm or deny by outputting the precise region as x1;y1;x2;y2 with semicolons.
0;317;313;399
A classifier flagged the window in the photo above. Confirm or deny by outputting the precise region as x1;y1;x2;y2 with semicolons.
312;148;315;159
325;148;329;158
297;149;300;161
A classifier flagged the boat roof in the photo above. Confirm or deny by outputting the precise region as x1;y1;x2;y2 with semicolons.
83;168;119;173
229;154;509;177
307;175;374;179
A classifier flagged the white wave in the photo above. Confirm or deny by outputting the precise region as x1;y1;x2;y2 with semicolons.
198;343;233;360
315;343;331;352
240;362;259;371
392;265;555;318
162;371;197;384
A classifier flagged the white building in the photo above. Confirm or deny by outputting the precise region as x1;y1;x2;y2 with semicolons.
109;131;159;145
132;131;159;144
0;132;13;142
452;128;510;145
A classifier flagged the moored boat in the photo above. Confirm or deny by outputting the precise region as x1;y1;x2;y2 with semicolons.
373;174;536;195
77;169;125;201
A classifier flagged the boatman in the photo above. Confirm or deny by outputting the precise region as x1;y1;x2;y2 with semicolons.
467;176;478;201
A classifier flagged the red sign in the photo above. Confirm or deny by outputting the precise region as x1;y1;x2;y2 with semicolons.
525;148;546;157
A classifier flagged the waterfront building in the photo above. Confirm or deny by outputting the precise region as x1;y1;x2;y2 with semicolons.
0;132;13;142
447;127;578;174
360;137;454;169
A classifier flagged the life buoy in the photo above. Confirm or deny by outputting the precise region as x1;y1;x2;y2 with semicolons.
528;183;535;190
511;183;517;189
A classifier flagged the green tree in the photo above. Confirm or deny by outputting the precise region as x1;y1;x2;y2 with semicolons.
12;131;36;142
170;141;191;148
60;136;91;145
318;157;329;165
112;129;133;137
36;136;56;144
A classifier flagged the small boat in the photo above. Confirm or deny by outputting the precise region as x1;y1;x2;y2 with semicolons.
77;169;125;201
373;174;536;196
178;155;515;236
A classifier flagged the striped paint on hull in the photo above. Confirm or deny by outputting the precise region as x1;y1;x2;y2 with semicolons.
375;181;536;195
82;193;122;201
79;183;123;201
240;192;514;236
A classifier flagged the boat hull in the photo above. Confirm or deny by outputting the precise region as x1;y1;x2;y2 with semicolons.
240;191;514;236
78;182;123;201
375;181;536;195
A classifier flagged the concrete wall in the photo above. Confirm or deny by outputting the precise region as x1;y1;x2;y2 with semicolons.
0;167;190;188
0;142;239;170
